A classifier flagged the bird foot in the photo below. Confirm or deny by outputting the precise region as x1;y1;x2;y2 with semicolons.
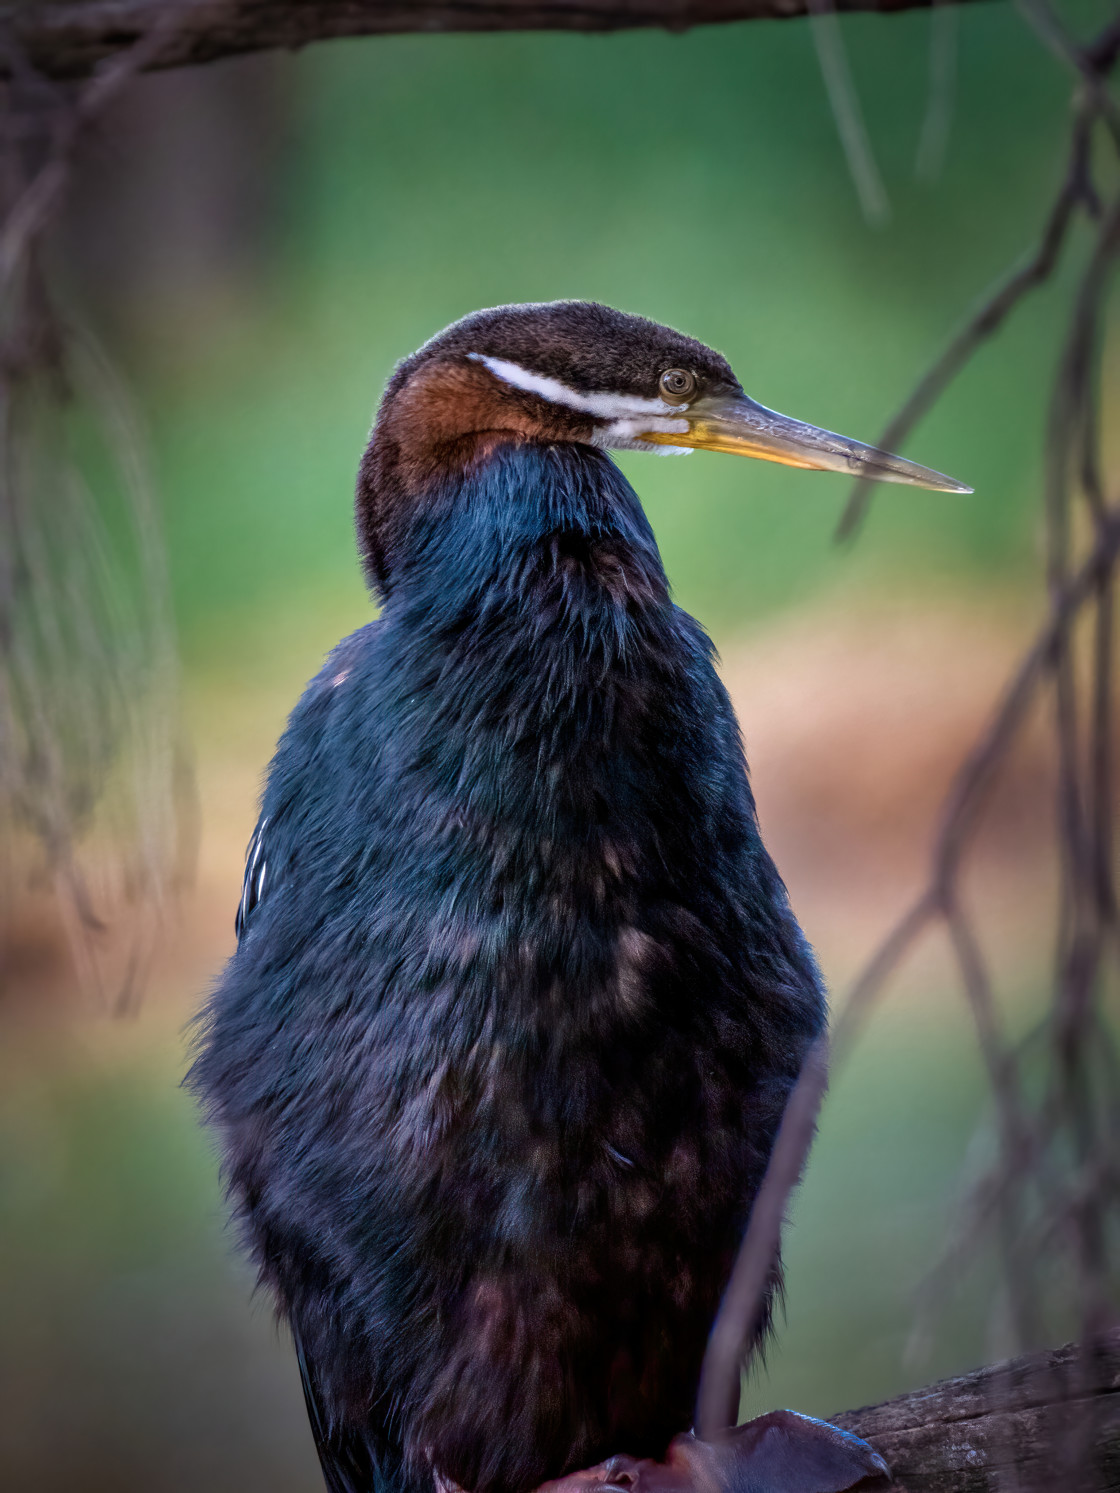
535;1411;890;1493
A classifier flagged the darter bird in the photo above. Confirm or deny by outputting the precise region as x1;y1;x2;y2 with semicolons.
191;302;967;1493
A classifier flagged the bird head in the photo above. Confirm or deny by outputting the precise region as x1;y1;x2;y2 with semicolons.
357;300;970;590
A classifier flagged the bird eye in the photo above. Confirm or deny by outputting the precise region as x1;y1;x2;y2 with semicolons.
659;368;697;404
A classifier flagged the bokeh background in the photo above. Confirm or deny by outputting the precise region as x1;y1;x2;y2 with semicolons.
0;6;1105;1490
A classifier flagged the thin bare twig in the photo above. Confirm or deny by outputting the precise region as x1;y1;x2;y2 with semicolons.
915;0;958;182
1016;0;1120;151
845;505;1120;1017
0;15;175;288
695;1036;830;1438
834;96;1094;542
808;0;891;227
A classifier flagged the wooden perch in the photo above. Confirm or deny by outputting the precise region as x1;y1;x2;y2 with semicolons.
0;0;991;81
830;1330;1120;1490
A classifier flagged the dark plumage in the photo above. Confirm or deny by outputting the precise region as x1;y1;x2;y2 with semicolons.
191;301;959;1493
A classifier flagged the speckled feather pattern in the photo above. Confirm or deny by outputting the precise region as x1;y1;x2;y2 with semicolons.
190;440;824;1493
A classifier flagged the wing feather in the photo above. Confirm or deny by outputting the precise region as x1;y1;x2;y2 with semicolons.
235;814;269;941
293;1328;381;1493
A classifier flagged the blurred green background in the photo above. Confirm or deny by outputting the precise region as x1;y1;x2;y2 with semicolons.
0;5;1101;1490
157;8;1068;663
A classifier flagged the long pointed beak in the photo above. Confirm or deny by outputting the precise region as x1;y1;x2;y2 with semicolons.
639;392;972;494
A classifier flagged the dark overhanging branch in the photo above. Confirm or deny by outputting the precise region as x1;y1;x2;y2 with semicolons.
0;0;991;81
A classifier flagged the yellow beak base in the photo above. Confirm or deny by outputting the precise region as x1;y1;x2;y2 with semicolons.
637;395;972;494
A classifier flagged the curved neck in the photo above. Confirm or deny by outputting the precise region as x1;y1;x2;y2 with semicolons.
370;440;670;620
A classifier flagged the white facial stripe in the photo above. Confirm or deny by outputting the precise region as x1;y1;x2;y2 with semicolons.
596;416;689;443
469;353;684;419
592;418;694;456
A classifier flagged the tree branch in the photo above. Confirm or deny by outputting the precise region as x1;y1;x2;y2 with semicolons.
832;1331;1120;1491
0;0;993;81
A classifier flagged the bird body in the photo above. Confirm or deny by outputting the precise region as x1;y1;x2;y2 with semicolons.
191;303;965;1493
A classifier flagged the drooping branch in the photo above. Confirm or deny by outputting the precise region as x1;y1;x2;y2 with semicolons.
0;22;192;1007
0;0;992;82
